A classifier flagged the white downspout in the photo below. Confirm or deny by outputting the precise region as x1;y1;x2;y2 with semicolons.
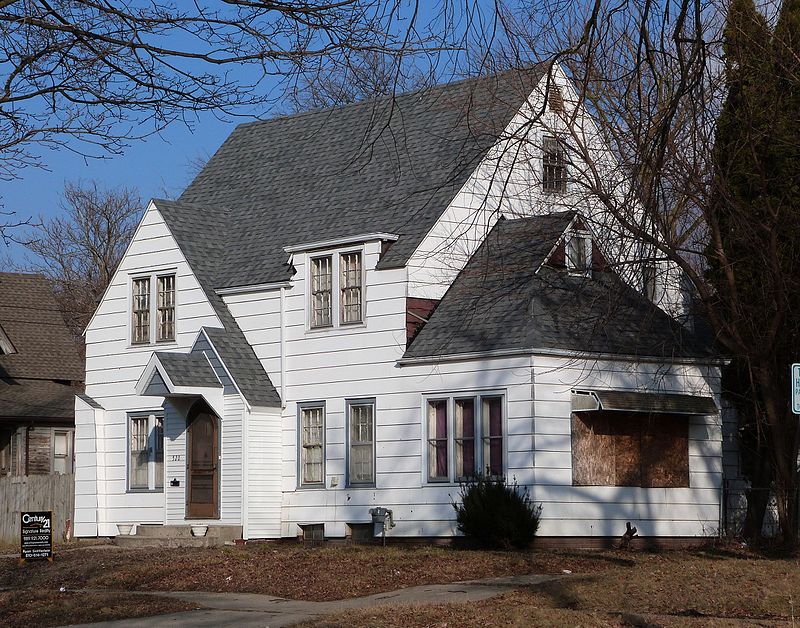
280;286;287;409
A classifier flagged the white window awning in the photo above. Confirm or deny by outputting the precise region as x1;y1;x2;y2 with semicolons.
571;389;718;415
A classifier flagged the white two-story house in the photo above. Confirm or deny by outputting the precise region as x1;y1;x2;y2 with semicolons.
74;65;726;543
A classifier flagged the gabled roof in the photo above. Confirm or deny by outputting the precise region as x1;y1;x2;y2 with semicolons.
154;352;222;389
0;379;76;422
0;272;83;381
170;66;547;289
404;213;716;361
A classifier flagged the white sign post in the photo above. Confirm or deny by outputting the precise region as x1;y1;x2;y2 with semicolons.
792;364;800;414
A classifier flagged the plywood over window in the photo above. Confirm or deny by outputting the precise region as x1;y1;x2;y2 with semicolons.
571;411;689;488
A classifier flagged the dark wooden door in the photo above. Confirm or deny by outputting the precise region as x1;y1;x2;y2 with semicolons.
186;404;219;519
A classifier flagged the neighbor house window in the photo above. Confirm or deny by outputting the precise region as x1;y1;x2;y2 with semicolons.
132;277;151;344
52;429;73;475
131;272;176;345
566;231;592;275
542;136;567;193
571;411;689;488
426;393;505;483
300;404;325;486
348;399;375;486
129;413;164;491
340;252;363;324
156;274;176;342
310;256;333;328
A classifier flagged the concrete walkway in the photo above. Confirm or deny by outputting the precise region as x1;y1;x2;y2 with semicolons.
65;574;560;628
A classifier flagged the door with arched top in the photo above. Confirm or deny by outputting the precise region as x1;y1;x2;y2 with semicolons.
186;402;219;519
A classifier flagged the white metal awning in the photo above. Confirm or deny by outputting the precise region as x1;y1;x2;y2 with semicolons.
571;389;718;415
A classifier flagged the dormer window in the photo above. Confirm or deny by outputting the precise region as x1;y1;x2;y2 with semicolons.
309;250;363;330
566;231;592;276
542;137;567;193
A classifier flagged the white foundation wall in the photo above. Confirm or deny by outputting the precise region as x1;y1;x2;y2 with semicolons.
530;355;723;537
76;202;223;536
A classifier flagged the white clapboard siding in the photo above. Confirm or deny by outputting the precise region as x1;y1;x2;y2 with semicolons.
246;408;283;538
76;202;224;535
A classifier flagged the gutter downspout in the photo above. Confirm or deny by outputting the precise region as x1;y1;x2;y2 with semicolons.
280;286;287;409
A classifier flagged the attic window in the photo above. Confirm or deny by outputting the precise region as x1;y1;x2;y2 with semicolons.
566;231;592;276
542;137;567;193
547;86;565;112
0;325;15;355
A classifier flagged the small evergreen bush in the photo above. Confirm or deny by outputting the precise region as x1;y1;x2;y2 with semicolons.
453;475;542;549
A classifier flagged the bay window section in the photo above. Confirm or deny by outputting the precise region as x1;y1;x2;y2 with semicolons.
310;256;333;328
455;398;476;479
482;396;504;476
300;404;325;486
128;413;164;491
348;400;375;486
425;393;505;483
427;400;449;481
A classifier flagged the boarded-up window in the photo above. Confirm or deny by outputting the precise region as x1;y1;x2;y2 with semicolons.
571;411;689;488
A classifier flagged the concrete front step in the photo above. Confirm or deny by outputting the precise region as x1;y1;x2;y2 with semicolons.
113;524;242;548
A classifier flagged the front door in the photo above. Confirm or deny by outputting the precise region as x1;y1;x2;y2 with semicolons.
186;403;219;519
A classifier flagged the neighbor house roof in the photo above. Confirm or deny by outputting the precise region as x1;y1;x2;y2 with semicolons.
0;272;83;381
148;68;547;407
0;272;83;422
404;214;716;361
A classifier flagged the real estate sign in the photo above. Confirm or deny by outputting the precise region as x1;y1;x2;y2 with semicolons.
20;511;53;562
792;364;800;415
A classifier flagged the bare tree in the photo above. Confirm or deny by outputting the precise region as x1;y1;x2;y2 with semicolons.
477;0;800;544
16;180;142;341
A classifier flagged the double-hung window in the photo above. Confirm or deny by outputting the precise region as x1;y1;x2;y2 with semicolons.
426;393;505;482
52;429;73;475
309;251;363;329
299;404;325;486
310;257;333;328
128;413;164;491
347;399;375;486
542;136;567;193
131;272;176;344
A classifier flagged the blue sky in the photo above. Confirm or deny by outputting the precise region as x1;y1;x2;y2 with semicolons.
1;109;244;264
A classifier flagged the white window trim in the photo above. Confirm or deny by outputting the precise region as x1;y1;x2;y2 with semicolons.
298;401;326;488
565;230;592;277
306;247;366;332
128;269;178;348
346;398;376;488
422;390;507;485
127;411;165;492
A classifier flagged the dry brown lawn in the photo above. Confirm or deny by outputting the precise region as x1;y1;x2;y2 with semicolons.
306;546;800;627
1;542;798;626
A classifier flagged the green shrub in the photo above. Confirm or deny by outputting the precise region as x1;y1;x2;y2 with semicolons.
452;475;542;549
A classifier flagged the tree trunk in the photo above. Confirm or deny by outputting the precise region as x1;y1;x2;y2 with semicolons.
742;450;772;540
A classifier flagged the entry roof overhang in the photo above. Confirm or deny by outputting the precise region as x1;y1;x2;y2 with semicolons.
136;351;224;416
571;389;718;415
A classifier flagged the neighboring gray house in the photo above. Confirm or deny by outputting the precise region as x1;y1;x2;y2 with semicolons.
0;272;83;477
74;67;726;543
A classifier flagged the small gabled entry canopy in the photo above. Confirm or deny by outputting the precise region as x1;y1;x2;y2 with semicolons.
571;389;718;415
136;351;224;416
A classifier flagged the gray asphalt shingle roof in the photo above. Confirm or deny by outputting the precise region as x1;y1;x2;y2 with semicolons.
153;69;547;407
404;214;716;361
155;352;222;389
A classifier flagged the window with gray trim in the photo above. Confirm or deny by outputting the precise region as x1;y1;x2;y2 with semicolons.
128;413;164;491
425;393;505;483
310;256;333;328
300;404;325;485
347;399;375;486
